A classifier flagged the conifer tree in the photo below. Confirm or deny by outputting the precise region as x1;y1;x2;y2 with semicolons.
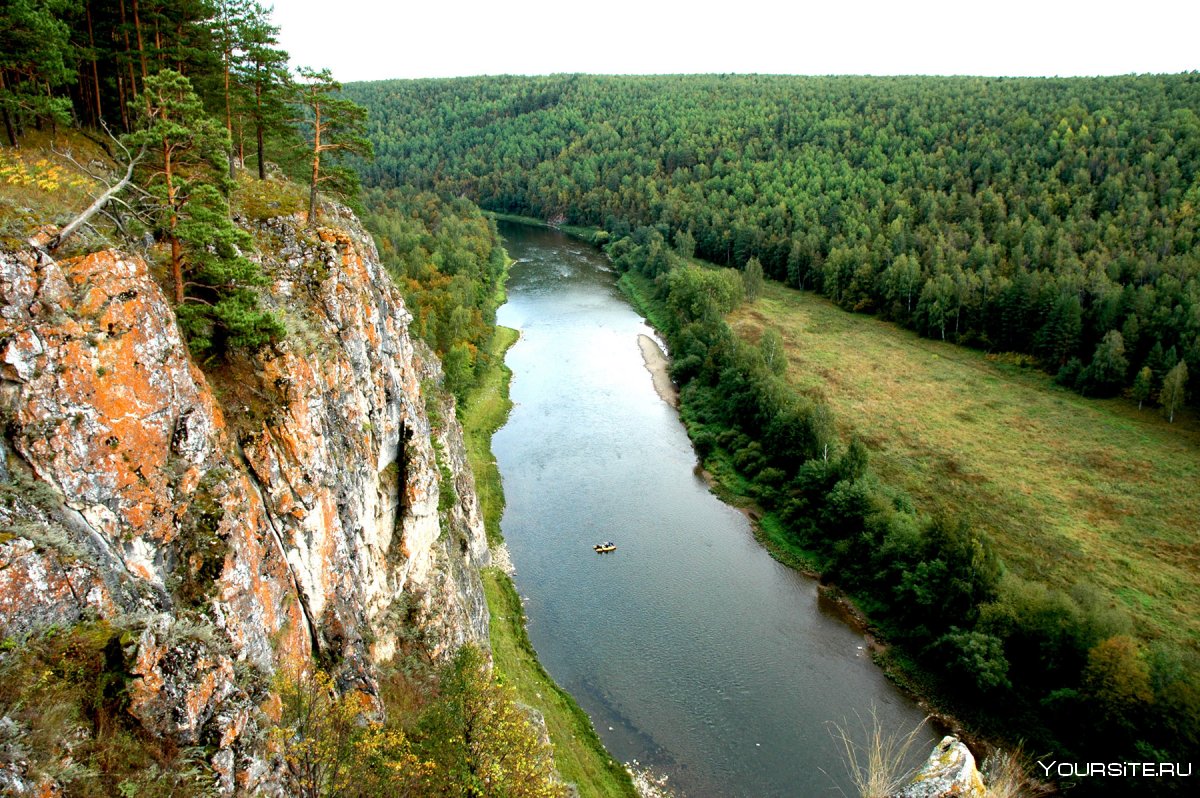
0;0;79;146
126;68;282;354
291;66;372;224
212;0;252;175
235;1;290;179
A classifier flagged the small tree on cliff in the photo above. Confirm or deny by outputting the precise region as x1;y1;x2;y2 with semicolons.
291;67;372;225
126;69;283;354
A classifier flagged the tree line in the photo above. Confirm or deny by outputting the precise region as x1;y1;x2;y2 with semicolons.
612;233;1197;794
346;73;1199;414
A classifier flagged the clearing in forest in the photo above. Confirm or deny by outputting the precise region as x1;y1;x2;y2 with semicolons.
729;281;1200;648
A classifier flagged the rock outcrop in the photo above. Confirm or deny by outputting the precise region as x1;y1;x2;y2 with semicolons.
893;736;987;798
0;203;489;793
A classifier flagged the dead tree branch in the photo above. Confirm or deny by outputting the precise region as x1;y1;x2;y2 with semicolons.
41;142;146;252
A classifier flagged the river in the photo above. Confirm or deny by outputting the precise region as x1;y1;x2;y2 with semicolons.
492;222;935;797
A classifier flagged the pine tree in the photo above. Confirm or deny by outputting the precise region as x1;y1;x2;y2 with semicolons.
212;0;252;175
235;1;290;180
126;69;282;354
291;66;372;224
0;0;79;146
125;68;225;303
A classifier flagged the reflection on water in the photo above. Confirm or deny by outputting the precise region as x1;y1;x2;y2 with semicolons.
493;222;934;797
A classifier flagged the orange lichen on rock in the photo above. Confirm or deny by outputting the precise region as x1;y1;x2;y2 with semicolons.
1;202;492;794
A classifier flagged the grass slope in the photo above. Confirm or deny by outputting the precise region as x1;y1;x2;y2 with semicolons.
483;571;636;798
461;324;520;546
728;281;1200;648
460;325;637;798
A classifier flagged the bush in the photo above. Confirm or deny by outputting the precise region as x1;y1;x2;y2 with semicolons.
933;629;1011;693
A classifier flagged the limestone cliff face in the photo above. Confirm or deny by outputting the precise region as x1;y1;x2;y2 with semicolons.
0;204;489;793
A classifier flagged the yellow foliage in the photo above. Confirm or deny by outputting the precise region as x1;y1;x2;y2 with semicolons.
271;647;567;798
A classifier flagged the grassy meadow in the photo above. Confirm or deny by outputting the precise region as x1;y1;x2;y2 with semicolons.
728;281;1200;649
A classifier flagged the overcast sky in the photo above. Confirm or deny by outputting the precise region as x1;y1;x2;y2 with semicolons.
271;0;1199;83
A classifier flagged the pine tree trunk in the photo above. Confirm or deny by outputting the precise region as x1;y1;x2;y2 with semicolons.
86;2;103;123
45;81;57;138
154;16;162;66
0;73;17;147
132;0;149;87
117;75;129;131
164;139;183;304
308;102;321;224
255;79;265;180
119;0;139;99
224;40;234;178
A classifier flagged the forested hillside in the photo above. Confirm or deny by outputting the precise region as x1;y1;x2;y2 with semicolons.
347;74;1200;409
361;188;509;403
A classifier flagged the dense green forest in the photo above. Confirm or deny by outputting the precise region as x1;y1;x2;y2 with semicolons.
346;73;1199;410
346;73;1200;792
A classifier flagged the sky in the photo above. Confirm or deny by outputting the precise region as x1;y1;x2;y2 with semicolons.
271;0;1200;83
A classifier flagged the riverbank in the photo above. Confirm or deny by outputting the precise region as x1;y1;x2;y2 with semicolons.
637;335;678;408
461;325;520;546
617;270;981;745
484;210;607;245
461;321;638;798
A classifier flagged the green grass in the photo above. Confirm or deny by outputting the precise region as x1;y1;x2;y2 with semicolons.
230;170;307;220
728;280;1200;648
616;272;672;334
0;129;109;251
460;325;520;545
483;570;637;798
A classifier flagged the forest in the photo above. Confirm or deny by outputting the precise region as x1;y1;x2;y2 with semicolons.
1;0;389;355
346;73;1199;411
361;187;510;403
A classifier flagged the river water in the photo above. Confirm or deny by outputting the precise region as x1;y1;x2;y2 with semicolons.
492;222;934;797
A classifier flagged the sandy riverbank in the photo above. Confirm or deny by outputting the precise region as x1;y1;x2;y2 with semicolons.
637;334;678;408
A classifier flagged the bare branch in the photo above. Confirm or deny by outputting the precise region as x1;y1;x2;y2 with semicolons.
42;144;147;252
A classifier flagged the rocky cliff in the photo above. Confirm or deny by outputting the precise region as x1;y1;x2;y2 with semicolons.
0;203;490;793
